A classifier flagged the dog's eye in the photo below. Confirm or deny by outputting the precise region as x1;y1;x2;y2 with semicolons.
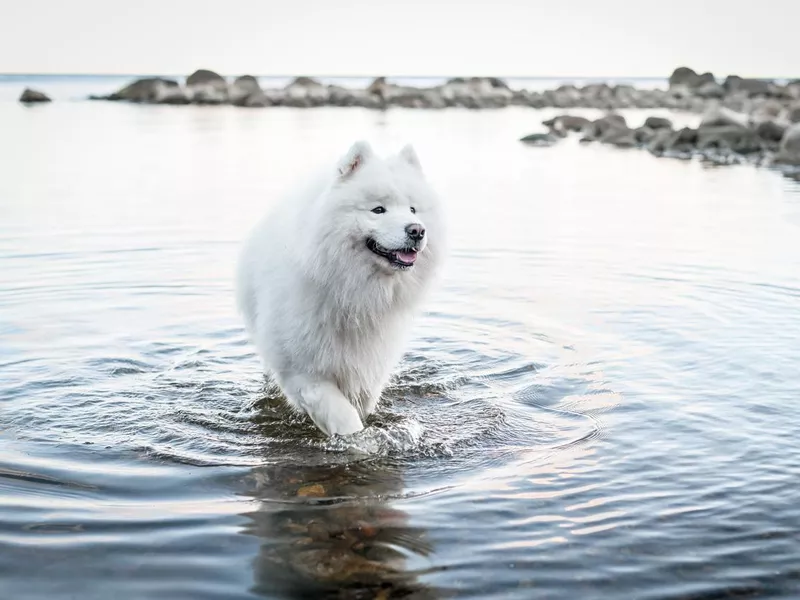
410;207;416;214
371;206;386;214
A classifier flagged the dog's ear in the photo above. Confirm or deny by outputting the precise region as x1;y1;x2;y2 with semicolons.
398;144;422;172
337;141;374;179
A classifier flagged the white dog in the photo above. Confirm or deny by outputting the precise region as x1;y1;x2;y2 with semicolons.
236;141;444;436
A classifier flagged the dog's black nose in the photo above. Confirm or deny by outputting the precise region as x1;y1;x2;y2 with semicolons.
405;223;426;240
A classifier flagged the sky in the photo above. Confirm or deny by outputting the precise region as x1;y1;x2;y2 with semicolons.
0;0;797;77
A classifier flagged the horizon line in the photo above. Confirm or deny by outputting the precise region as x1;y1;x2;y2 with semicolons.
1;71;796;81
0;72;670;78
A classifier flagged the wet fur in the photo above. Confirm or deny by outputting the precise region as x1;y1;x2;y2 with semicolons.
236;141;444;435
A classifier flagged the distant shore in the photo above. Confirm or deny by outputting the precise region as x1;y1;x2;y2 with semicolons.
17;67;800;179
70;67;799;114
16;67;799;116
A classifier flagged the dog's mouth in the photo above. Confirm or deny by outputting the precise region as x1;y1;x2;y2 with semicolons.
366;238;419;269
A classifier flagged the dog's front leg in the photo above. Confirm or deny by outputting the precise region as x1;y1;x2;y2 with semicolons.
282;375;364;436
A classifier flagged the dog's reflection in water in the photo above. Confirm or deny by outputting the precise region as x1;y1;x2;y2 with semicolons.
241;459;440;599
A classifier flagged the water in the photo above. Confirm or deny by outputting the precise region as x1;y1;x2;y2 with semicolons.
2;78;800;599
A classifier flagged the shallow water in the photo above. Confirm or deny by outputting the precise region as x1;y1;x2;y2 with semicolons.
2;95;800;599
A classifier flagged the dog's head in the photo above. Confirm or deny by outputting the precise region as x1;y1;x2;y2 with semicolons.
324;141;440;275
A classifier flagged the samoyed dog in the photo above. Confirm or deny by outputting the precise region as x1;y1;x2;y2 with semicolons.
236;141;444;436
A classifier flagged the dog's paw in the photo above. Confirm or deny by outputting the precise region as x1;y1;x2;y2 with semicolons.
317;405;364;437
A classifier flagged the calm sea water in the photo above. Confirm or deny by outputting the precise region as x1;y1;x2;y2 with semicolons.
2;77;800;600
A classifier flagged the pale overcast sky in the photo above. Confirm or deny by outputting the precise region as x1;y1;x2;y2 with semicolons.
0;0;797;77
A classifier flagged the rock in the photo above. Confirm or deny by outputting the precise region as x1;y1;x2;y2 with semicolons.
366;77;391;104
186;69;225;87
700;107;747;129
634;126;658;144
284;77;329;106
721;92;750;114
445;76;508;90
789;104;800;123
19;88;51;103
669;67;700;87
157;84;191;105
438;77;513;108
697;72;716;86
669;67;715;90
694;81;726;98
366;76;387;94
600;113;627;128
665;127;699;154
696;125;762;154
327;85;360;107
104;77;188;104
543;115;592;133
230;75;264;106
647;128;675;154
551;85;583;107
584;113;627;139
186;69;228;104
292;76;320;87
361;79;435;108
243;90;271;108
600;126;637;148
776;123;800;165
724;75;772;97
749;98;784;122
296;484;326;498
519;132;558;146
488;77;510;90
419;89;447;109
644;116;673;130
754;120;787;143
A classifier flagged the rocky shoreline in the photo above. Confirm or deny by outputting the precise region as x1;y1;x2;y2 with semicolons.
19;66;800;178
74;67;800;115
521;106;800;178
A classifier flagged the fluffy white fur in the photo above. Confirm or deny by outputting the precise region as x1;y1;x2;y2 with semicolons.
236;141;444;436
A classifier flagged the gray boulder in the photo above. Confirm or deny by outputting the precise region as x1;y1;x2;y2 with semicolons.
634;126;658;144
695;81;726;98
600;126;637;148
647;128;676;154
754;120;787;144
439;77;513;108
700;107;747;129
284;77;329;106
543;115;592;133
724;76;772;97
328;85;361;107
364;78;434;108
776;123;800;165
230;75;264;106
519;132;558;146
697;125;762;154
244;92;270;107
644;116;673;130
666;127;699;154
584;113;627;139
366;77;390;104
669;67;716;90
787;103;800;123
749;98;784;121
156;84;191;105
186;69;228;104
104;77;188;104
669;67;700;87
19;88;51;103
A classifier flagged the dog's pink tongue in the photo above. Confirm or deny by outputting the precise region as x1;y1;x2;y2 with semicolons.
396;250;418;264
